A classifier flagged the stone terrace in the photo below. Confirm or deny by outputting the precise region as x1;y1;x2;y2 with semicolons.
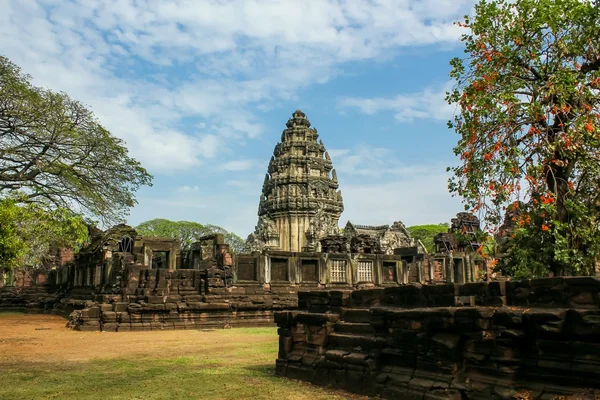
275;277;600;399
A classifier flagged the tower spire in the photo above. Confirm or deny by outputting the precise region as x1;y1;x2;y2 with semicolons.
246;110;344;252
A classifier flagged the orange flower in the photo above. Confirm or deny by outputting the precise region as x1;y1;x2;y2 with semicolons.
484;153;493;161
584;122;593;133
541;224;549;231
540;195;554;204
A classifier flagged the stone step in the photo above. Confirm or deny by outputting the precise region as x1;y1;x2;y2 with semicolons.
328;332;382;352
334;321;374;335
341;308;371;323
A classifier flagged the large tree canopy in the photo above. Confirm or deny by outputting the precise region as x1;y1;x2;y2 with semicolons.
447;0;600;277
0;56;152;225
407;224;449;253
0;197;88;272
135;219;246;254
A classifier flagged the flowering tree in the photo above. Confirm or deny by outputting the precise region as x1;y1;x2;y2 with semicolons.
447;0;600;277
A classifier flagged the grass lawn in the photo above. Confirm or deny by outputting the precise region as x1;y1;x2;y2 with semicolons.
0;312;365;400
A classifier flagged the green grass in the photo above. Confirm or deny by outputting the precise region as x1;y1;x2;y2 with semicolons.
0;326;361;400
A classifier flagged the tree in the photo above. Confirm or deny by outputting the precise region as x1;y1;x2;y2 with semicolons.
135;219;246;253
407;224;449;253
446;0;600;277
0;196;88;272
0;55;152;225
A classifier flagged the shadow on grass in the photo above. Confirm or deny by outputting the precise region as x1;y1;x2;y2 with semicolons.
0;356;362;400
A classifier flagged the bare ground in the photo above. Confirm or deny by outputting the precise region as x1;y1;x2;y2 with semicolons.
0;312;368;400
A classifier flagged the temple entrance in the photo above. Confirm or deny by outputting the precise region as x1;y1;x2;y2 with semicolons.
152;251;170;269
453;258;463;283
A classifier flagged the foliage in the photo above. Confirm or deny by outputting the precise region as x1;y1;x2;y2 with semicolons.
0;197;88;271
0;55;152;225
407;224;449;253
135;218;246;253
447;0;600;276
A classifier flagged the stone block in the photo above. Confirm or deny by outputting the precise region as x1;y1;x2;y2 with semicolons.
341;308;370;323
279;336;293;358
383;285;425;307
113;302;129;312
146;296;166;304
506;280;531;306
295;312;339;325
286;365;312;381
102;311;117;322
488;281;506;296
274;359;287;376
101;322;118;332
424;389;463;400
458;282;489;297
343;352;368;365
82;307;100;319
116;312;130;323
325;349;349;363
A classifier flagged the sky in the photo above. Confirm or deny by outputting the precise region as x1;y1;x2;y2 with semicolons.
1;0;476;238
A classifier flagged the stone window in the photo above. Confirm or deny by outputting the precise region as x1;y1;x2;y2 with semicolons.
330;260;347;283
301;259;318;282
382;262;396;282
237;256;257;281
118;236;133;253
152;251;169;269
357;261;373;282
271;258;289;281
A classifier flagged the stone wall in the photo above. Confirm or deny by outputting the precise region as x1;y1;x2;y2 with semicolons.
68;285;298;332
1;247;461;332
275;278;600;399
0;285;58;311
67;264;299;331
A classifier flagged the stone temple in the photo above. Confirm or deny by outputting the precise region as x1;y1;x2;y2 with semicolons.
246;110;344;252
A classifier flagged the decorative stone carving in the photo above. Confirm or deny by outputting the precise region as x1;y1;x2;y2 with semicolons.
245;215;280;252
249;110;344;252
344;221;415;255
305;205;341;252
434;212;482;253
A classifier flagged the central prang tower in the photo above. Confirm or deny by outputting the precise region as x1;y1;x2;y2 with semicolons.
246;110;344;252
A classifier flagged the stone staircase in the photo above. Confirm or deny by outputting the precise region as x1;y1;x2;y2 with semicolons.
328;308;378;353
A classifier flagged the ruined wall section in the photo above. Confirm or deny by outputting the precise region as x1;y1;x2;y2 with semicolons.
275;277;600;399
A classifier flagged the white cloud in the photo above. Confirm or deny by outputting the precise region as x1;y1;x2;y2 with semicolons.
177;185;199;192
329;145;447;178
221;160;260;172
0;0;475;174
328;144;463;227
338;82;456;122
340;173;463;228
2;0;477;235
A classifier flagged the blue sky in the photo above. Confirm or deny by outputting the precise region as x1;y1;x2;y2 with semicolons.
1;0;476;237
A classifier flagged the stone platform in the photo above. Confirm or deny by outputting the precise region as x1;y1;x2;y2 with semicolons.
275;277;600;399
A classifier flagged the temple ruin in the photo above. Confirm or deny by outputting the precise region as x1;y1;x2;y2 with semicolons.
3;108;600;398
1;110;484;331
